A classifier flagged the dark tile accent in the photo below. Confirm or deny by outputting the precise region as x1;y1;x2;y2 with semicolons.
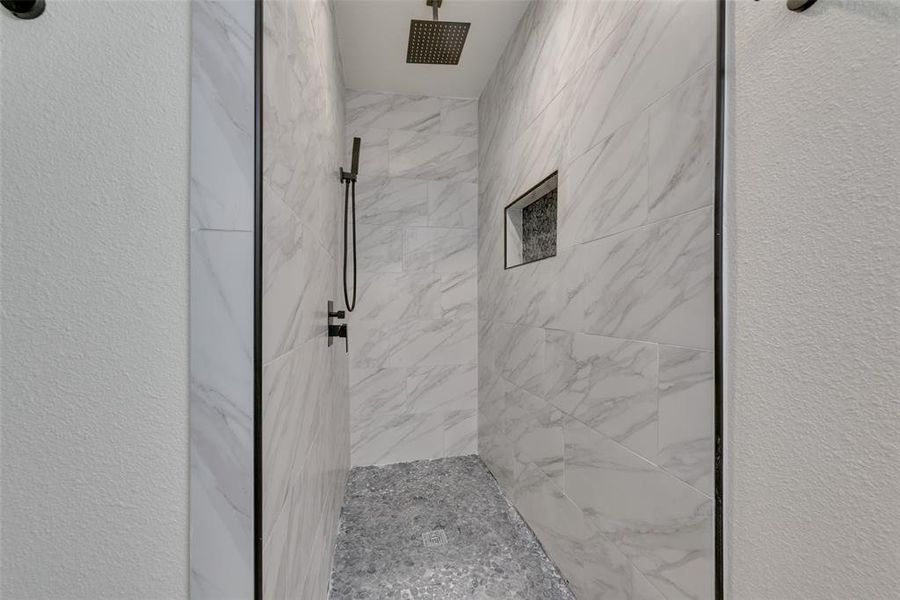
522;188;557;264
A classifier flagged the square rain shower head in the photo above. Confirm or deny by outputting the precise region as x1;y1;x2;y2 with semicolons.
406;19;470;65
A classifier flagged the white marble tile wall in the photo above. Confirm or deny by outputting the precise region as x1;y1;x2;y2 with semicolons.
477;1;716;599
189;1;255;597
262;1;350;599
346;90;479;466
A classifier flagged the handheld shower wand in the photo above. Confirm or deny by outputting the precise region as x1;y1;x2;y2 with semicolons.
340;138;361;312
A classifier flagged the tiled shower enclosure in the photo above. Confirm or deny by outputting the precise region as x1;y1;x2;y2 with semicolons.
189;0;718;598
477;1;716;598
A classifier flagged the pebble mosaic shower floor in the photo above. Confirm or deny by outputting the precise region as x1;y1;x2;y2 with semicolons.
328;455;575;600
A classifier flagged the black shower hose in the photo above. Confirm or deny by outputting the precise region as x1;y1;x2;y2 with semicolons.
342;179;357;312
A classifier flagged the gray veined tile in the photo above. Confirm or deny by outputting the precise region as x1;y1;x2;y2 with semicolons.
566;0;717;163
357;224;403;273
353;271;442;321
189;228;254;599
649;63;716;222
506;385;564;488
355;176;428;226
427;180;478;228
510;88;567;198
347;90;441;133
545;331;659;461
350;319;399;369
350;412;445;466
351;318;477;369
406;364;477;413
262;339;330;540
404;227;477;274
345;89;394;129
440;98;479;136
262;198;334;362
346;127;390;177
389;130;478;182
514;465;663;600
390;318;478;368
496;254;565;328
439;271;477;321
349;367;410;420
553;208;714;350
496;324;547;398
190;0;255;232
558;113;649;250
657;346;714;497
443;409;478;456
564;417;714;600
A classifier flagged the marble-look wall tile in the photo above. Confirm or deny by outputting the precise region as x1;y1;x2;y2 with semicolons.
440;98;478;136
347;127;390;177
190;230;253;599
406;364;477;413
349;368;410;420
506;385;564;488
404;227;477;273
657;346;714;496
351;412;445;466
389;130;478;182
440;271;477;320
648;64;716;222
190;0;254;232
544;331;658;461
356;224;403;273
348;90;478;466
567;0;716;162
356;176;428;226
558;113;649;250
354;271;442;321
427;180;478;228
262;197;332;362
478;1;716;598
496;324;546;398
565;418;713;600
262;0;349;598
444;409;478;455
190;2;255;595
553;208;714;350
515;465;665;600
346;89;441;133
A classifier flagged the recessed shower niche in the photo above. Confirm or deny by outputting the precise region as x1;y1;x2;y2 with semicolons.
505;171;558;268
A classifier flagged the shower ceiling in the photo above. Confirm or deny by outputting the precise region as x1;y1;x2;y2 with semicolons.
335;0;529;97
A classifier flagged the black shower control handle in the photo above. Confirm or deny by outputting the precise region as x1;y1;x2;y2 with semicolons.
328;324;348;352
327;300;349;352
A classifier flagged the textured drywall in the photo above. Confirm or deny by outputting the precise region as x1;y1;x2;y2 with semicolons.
1;2;191;598
728;1;900;598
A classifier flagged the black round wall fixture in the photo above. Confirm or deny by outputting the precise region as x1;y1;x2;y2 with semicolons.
787;0;817;11
1;0;45;19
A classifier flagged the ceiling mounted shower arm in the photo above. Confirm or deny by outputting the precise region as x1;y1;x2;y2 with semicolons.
428;0;440;21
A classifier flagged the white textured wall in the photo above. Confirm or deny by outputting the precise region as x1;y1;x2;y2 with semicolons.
0;1;191;599
728;1;900;598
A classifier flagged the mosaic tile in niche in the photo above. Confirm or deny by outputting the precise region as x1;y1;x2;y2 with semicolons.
522;187;557;264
